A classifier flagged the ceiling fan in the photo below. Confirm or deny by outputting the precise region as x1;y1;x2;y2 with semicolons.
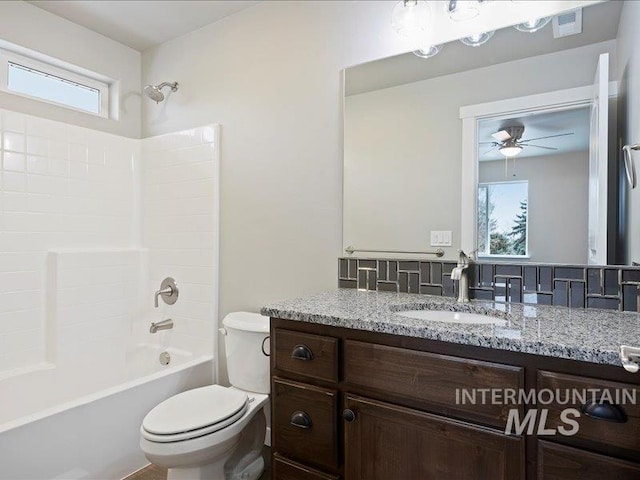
480;125;575;157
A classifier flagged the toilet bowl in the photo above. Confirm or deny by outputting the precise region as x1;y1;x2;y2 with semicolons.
140;312;270;480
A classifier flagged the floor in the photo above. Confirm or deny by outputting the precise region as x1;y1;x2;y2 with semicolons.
124;447;271;480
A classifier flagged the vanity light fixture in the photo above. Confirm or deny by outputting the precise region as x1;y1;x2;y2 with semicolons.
391;0;431;42
413;44;442;58
447;0;484;22
514;17;552;33
460;30;495;47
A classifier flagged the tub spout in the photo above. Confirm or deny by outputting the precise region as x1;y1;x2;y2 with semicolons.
150;319;174;334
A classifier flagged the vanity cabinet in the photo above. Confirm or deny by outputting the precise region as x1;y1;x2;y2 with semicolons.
344;394;524;479
270;319;640;480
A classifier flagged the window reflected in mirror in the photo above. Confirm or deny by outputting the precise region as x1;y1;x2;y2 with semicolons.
477;182;528;258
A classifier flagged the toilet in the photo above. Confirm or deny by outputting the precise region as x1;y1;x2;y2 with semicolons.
140;312;270;480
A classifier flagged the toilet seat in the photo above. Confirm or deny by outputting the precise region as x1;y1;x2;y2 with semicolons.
141;385;249;443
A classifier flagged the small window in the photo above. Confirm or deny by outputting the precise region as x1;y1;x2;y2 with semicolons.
0;50;109;118
477;181;529;257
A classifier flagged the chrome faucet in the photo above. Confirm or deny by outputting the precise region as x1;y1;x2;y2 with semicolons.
451;250;471;303
150;319;174;334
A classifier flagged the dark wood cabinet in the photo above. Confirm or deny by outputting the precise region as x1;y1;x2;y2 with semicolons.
538;441;640;480
273;453;340;480
270;319;640;480
344;339;524;428
344;394;524;480
272;377;338;470
537;370;640;455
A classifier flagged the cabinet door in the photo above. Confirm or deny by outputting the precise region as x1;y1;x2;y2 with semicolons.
344;394;524;480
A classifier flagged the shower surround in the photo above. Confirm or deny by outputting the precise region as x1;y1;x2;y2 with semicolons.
0;109;220;479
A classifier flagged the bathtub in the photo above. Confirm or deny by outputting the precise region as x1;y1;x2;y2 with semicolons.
0;343;214;480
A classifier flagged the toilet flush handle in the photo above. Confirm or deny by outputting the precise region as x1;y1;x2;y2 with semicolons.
219;327;227;336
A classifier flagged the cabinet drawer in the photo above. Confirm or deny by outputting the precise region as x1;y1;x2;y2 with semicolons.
537;371;640;454
273;453;339;480
538;440;640;480
272;377;338;470
273;328;338;383
344;339;524;427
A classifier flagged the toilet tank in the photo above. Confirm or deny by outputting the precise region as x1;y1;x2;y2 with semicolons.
222;312;270;394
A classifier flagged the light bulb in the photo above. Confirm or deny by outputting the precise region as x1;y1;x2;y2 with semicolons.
460;30;495;47
447;0;483;22
514;17;551;33
413;44;442;58
391;0;432;44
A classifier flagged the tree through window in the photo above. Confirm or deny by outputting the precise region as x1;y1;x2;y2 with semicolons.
477;182;528;257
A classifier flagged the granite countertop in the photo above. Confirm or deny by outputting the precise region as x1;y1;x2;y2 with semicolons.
261;289;640;367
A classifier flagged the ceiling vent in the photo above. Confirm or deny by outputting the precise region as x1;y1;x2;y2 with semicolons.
553;9;583;38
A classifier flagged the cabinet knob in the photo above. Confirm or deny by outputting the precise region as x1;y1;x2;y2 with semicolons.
343;409;356;422
581;399;628;423
290;411;313;429
291;344;314;361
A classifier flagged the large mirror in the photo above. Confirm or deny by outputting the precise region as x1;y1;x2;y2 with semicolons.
343;1;638;265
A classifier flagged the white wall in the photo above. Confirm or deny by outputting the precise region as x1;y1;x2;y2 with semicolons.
344;41;614;260
479;151;589;264
0;1;141;138
617;1;640;264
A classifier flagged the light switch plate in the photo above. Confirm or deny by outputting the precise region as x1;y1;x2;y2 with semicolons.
430;231;452;247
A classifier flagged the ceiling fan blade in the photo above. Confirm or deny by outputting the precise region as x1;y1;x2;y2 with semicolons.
479;141;500;145
520;132;574;142
491;130;512;142
482;146;499;155
520;144;558;150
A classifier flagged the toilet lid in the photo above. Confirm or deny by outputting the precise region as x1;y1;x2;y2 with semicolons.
142;385;248;436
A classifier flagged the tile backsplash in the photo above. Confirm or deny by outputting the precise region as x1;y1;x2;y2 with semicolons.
338;257;640;312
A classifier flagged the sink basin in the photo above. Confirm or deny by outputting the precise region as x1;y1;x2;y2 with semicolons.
397;310;507;326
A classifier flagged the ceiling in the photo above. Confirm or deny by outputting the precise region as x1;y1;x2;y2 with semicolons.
28;0;259;51
346;1;622;96
478;107;591;161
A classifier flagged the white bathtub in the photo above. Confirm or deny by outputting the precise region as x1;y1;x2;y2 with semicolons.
0;344;214;480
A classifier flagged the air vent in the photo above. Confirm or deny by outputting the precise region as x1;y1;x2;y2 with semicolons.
553;9;583;38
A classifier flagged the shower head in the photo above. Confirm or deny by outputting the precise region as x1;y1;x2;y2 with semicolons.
144;81;178;103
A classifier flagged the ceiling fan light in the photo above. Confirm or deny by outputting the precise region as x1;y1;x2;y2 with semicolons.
391;0;431;42
514;17;552;33
447;0;483;22
460;30;495;47
413;44;442;58
499;145;523;158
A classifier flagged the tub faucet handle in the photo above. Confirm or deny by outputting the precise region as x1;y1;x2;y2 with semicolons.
154;277;179;308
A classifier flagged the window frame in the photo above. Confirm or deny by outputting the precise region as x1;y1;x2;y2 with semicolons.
0;49;109;118
477;180;530;259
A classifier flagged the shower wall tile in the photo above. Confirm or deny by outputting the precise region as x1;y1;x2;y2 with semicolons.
0;110;139;374
50;249;143;372
338;257;640;312
0;113;220;375
141;125;219;358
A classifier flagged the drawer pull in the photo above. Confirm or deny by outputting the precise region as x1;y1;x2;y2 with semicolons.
291;344;314;361
343;409;357;422
581;399;628;423
290;411;313;429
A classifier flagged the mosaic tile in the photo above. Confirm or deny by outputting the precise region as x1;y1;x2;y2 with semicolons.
338;257;640;312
